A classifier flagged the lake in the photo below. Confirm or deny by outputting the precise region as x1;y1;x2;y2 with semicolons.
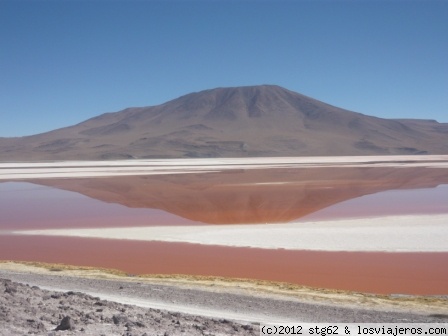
1;157;447;295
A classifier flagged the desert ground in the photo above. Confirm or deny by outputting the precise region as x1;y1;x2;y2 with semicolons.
1;156;448;334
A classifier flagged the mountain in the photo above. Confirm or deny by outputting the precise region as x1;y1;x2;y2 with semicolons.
1;85;448;160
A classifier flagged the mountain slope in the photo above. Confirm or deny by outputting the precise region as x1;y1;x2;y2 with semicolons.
1;85;447;160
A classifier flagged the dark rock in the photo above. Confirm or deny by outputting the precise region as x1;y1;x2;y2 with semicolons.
112;314;128;325
242;324;254;331
55;315;75;331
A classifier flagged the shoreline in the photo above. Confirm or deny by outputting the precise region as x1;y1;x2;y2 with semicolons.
2;267;447;336
1;261;447;316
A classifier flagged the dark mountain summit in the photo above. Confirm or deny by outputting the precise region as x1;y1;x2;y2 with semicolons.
1;85;447;160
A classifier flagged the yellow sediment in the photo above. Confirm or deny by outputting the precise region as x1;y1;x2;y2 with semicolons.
0;260;446;315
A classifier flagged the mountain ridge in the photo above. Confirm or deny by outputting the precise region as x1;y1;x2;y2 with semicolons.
1;85;447;160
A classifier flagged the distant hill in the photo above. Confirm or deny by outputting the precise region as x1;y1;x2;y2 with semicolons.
1;85;448;160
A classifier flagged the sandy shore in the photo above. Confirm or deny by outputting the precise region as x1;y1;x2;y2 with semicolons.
10;214;448;252
1;155;448;179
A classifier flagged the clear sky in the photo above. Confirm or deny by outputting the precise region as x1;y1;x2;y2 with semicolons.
1;0;447;137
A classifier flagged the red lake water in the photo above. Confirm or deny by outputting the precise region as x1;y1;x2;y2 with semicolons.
1;166;448;295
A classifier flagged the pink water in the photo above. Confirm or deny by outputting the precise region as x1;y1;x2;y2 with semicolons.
1;166;448;295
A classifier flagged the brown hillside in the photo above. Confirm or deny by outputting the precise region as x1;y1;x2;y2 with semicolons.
1;85;447;160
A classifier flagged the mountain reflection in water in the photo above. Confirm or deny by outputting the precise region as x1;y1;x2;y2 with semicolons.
2;166;448;295
21;166;448;225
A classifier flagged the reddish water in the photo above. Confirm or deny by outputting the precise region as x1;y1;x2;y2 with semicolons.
302;184;448;221
0;182;201;230
2;167;448;230
0;235;447;295
1;166;448;295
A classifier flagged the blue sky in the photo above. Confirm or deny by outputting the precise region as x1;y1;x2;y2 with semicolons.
1;0;447;137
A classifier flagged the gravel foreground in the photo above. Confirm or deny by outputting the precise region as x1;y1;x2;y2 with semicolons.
1;266;447;336
0;278;258;336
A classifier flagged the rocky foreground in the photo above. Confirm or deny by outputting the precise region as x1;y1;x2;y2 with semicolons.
0;278;258;336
